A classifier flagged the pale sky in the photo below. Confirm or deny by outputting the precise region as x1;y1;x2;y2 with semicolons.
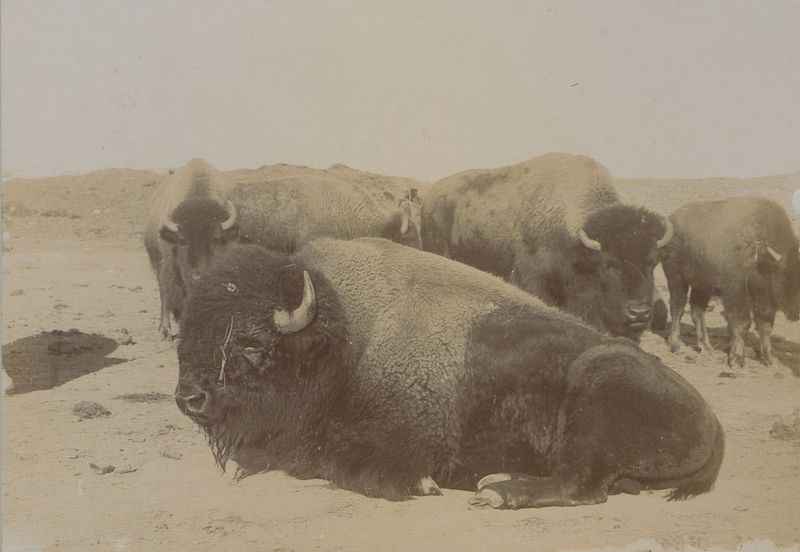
2;0;799;182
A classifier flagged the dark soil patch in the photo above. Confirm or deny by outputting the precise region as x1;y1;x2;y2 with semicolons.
115;392;173;403
3;330;127;395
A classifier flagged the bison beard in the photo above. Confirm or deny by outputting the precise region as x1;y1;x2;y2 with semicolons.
176;241;724;508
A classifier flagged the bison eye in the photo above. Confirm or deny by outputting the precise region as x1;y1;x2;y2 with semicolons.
242;346;264;367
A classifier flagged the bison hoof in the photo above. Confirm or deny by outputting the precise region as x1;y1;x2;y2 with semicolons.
727;352;745;369
415;476;442;496
761;353;774;367
160;328;179;342
477;473;512;491
468;488;505;509
698;342;714;353
668;339;682;354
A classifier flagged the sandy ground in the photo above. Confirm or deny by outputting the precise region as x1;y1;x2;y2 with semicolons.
2;167;799;552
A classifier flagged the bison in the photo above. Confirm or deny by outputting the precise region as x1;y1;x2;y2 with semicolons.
174;238;724;509
145;159;421;340
661;196;800;368
227;177;421;253
144;158;238;340
420;153;673;341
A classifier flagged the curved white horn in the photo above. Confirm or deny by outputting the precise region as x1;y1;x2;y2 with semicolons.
766;245;782;262
400;210;410;235
221;201;238;231
578;228;602;251
274;270;317;335
163;216;179;233
656;215;674;248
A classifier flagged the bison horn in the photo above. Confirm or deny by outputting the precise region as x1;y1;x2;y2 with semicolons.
578;228;603;251
766;245;782;262
400;210;410;235
273;270;317;334
220;201;238;231
656;215;674;248
163;216;179;233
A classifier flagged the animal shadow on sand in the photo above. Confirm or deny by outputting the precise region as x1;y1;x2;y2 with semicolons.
653;323;799;377
3;329;127;395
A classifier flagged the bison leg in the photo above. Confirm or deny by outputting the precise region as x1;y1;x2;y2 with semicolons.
667;280;689;353
721;290;753;368
689;288;713;351
157;258;185;341
161;311;180;341
469;474;606;510
753;311;776;367
158;283;182;341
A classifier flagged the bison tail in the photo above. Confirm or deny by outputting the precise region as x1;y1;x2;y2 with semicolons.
667;416;725;501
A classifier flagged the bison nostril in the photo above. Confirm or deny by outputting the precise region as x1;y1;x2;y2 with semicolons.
175;383;209;416
626;303;652;321
185;392;207;413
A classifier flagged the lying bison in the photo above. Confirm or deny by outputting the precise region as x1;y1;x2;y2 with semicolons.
174;238;724;509
661;196;799;367
145;159;421;340
144;158;238;340
421;153;673;340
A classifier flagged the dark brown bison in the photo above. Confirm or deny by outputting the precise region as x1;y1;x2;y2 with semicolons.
145;159;421;340
661;196;800;367
420;153;673;340
144;159;239;340
174;238;723;509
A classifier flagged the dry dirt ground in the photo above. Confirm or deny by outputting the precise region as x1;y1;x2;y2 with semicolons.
2;166;799;552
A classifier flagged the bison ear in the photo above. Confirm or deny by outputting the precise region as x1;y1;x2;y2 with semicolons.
159;225;181;243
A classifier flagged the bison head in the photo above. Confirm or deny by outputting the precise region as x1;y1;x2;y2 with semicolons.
174;244;347;472
757;240;800;321
160;199;240;287
572;204;673;340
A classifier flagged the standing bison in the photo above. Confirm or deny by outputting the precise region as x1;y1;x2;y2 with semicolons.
661;196;800;367
174;238;724;509
420;153;673;340
145;159;421;340
144;159;238;340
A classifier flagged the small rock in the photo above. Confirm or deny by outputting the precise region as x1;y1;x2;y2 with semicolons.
10;289;24;296
114;328;135;345
160;446;183;460
718;371;737;378
116;464;138;474
774;372;785;379
53;303;69;310
770;409;800;441
73;401;111;420
89;463;115;475
129;286;143;292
